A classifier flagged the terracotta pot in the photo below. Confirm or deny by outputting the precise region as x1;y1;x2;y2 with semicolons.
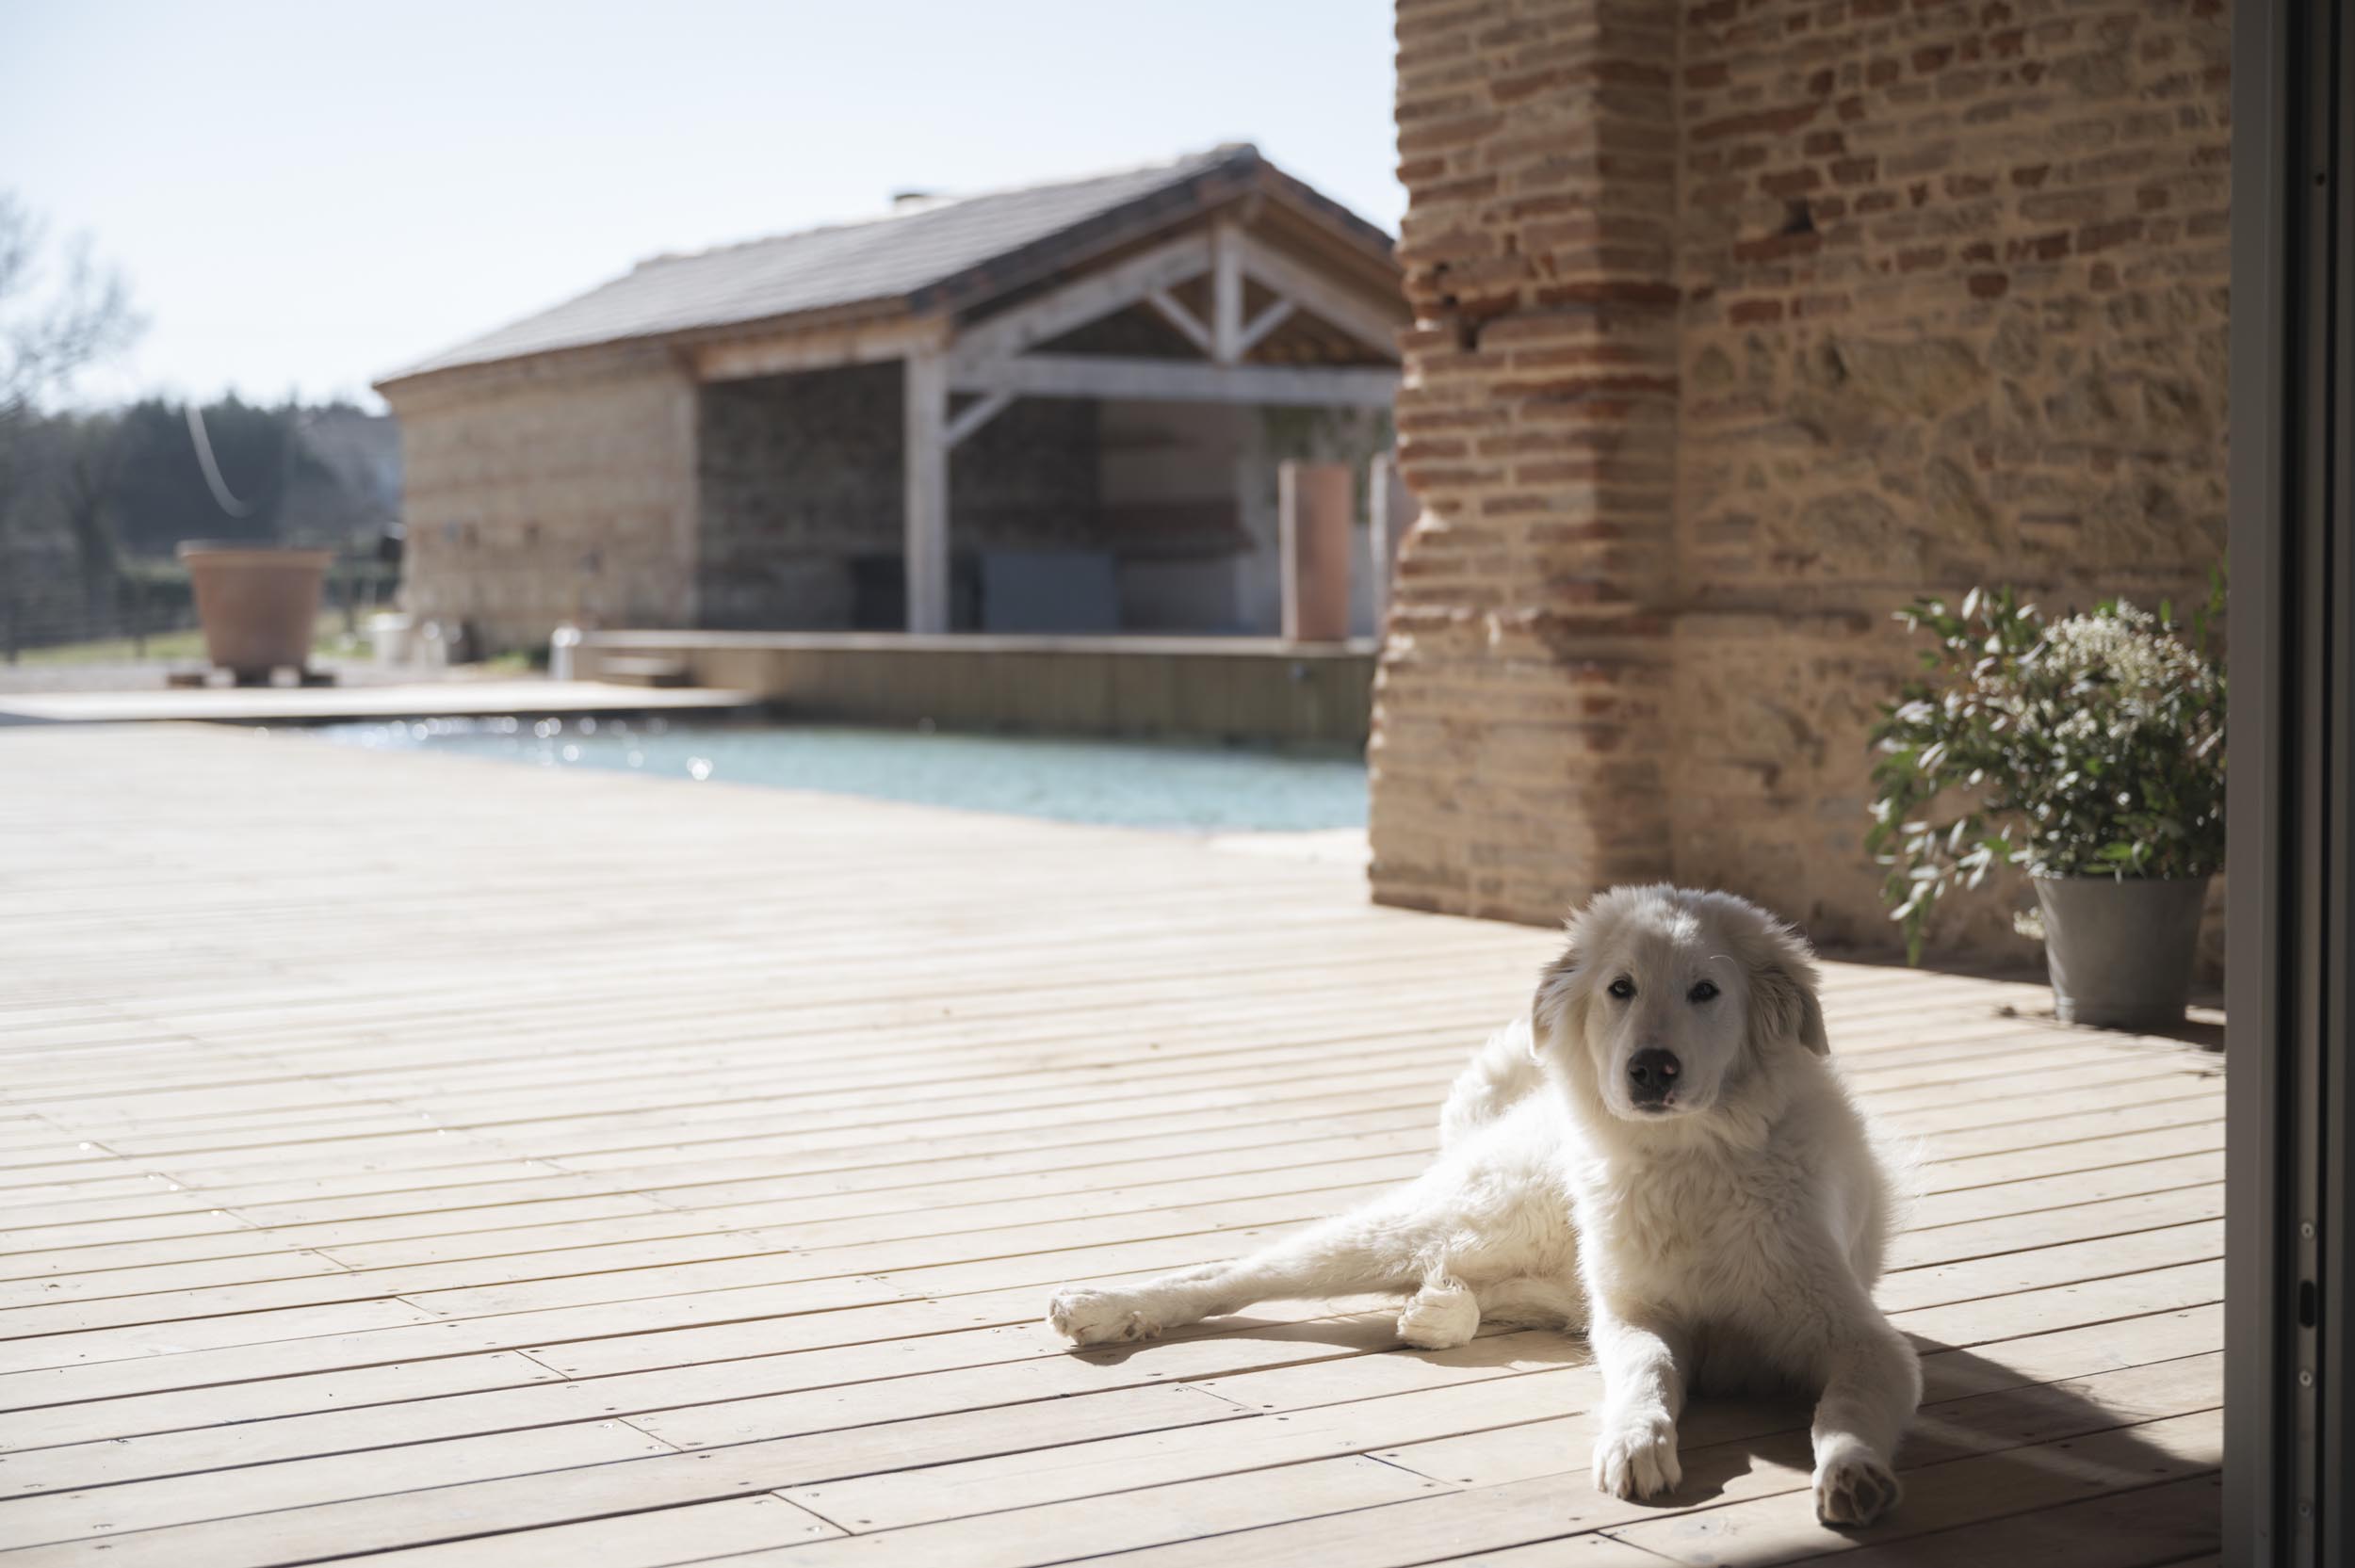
179;543;334;680
2034;873;2210;1030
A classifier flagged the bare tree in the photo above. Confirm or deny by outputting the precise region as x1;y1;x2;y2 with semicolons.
0;194;143;420
0;194;143;532
0;196;142;654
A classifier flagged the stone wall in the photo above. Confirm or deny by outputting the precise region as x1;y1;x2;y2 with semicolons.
388;348;699;650
1373;0;2231;961
698;364;1104;630
394;350;1392;643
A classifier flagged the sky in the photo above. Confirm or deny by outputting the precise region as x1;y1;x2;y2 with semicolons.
0;0;1403;412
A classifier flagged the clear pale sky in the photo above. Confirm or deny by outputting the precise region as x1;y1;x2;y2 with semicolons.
0;0;1403;412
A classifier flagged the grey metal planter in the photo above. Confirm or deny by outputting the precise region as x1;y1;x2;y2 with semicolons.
2034;874;2210;1030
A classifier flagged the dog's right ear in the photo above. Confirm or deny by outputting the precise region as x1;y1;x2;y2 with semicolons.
1531;939;1590;1059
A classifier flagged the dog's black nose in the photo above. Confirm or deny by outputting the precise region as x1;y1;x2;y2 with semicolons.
1627;1047;1681;1104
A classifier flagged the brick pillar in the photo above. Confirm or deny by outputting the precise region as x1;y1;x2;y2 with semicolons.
1370;0;1681;924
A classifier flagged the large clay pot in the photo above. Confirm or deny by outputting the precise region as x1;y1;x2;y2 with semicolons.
179;543;333;682
2034;873;2210;1030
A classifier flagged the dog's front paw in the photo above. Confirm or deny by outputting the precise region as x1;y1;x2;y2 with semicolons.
1813;1443;1901;1527
1396;1281;1479;1350
1592;1411;1681;1499
1046;1285;1161;1346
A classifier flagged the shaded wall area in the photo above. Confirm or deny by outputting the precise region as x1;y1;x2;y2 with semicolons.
697;364;1103;631
696;370;1391;637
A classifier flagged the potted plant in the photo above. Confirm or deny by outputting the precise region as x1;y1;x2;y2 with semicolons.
178;542;336;685
1864;583;2226;1029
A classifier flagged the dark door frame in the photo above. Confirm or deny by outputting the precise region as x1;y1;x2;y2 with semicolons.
2225;1;2350;1563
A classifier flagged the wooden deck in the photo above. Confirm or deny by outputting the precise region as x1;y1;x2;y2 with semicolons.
0;723;2224;1567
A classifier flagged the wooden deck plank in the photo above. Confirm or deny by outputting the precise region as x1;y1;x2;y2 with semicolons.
0;724;2225;1565
1;1139;2218;1329
342;1495;843;1567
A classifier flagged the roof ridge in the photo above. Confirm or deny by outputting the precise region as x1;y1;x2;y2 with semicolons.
628;143;1259;274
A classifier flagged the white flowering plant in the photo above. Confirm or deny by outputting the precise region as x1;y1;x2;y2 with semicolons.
1864;581;2226;962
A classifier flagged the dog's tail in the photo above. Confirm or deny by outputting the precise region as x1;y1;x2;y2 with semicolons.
1438;1014;1546;1148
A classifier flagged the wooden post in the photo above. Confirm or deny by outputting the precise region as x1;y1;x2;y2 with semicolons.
1279;461;1353;643
1368;453;1418;633
1211;222;1244;365
903;348;950;634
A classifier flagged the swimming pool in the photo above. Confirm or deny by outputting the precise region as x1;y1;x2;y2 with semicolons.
311;716;1368;832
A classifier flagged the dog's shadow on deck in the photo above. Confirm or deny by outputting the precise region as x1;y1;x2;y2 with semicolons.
1070;1321;2217;1555
1601;1336;2218;1556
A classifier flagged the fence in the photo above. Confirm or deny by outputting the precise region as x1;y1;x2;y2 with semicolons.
0;555;399;664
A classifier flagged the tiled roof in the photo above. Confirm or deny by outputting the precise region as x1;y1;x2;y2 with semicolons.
383;145;1382;383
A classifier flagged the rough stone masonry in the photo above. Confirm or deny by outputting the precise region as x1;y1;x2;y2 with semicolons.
1371;0;2231;962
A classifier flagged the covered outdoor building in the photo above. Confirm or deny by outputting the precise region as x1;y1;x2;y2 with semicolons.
375;146;1405;648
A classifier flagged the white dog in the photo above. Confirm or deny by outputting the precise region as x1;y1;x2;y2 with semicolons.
1047;884;1920;1527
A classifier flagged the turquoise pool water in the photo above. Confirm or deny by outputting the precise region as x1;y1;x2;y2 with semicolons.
312;717;1368;832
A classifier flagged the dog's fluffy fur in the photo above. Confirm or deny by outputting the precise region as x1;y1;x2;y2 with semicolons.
1047;884;1921;1527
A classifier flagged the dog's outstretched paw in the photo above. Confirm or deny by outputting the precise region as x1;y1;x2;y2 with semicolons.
1396;1281;1480;1350
1046;1286;1161;1346
1592;1412;1681;1499
1813;1445;1901;1527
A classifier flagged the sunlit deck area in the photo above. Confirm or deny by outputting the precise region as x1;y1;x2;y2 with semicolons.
0;724;2224;1567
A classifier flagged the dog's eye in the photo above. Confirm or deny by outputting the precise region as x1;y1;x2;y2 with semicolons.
1688;980;1720;1003
1607;977;1635;1000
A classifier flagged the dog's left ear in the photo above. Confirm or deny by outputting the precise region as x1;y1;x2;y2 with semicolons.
1745;917;1831;1057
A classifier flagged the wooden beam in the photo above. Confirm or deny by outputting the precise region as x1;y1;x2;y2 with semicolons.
694;316;945;382
1236;299;1297;356
949;353;1397;408
950;232;1212;367
1236;234;1404;360
1144;289;1215;357
944;389;1015;447
903;348;950;634
1211;222;1244;364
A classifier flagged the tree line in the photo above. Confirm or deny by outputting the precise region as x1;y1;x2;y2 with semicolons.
1;191;398;647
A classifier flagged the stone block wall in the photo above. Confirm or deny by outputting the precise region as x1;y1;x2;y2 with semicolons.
1372;0;2231;960
697;364;904;628
698;364;1104;630
388;348;699;650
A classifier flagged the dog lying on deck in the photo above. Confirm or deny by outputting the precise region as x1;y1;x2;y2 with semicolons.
1046;884;1920;1528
